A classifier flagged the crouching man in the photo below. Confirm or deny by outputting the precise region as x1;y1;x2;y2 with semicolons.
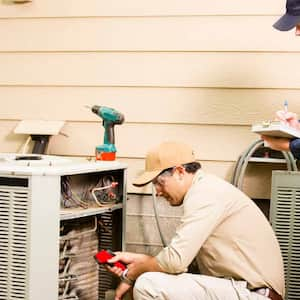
107;141;285;300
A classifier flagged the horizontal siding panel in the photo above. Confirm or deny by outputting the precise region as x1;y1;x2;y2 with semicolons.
126;192;183;216
126;214;178;245
47;122;258;161
1;52;300;88
0;0;283;18
0;86;299;124
0;16;298;52
0;120;24;152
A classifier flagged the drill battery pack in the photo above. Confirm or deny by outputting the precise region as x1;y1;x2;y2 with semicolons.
95;144;116;161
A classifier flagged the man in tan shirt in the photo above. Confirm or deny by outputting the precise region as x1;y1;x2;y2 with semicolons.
107;141;285;300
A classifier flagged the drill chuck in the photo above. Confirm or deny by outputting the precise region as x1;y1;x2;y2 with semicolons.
91;105;100;115
91;105;124;124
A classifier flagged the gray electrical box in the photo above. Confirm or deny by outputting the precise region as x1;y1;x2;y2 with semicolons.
270;171;300;300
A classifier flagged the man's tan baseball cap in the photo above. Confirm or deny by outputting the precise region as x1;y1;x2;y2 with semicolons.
132;141;196;187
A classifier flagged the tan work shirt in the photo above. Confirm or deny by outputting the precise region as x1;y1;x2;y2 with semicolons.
156;170;285;297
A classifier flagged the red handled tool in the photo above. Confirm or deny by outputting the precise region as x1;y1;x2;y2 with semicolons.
94;249;127;270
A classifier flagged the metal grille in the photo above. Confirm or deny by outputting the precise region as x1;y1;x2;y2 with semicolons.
0;184;29;300
98;213;114;300
270;171;300;300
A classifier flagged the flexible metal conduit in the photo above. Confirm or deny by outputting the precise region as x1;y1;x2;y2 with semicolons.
152;183;167;247
231;139;298;190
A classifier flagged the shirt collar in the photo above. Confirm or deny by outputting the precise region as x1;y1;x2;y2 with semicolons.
183;169;204;203
191;169;204;185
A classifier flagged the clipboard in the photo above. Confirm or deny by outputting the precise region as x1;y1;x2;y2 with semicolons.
252;121;300;139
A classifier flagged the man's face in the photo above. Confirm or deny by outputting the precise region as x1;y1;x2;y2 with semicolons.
296;23;300;35
152;167;186;206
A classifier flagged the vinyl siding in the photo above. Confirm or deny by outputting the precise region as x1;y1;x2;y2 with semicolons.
0;0;297;200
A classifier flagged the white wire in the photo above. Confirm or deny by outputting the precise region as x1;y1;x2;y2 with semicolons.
91;184;116;207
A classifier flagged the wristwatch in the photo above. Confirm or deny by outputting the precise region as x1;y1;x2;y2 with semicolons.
120;269;135;285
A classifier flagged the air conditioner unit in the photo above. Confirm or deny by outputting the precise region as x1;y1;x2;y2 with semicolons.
0;154;127;300
270;171;300;300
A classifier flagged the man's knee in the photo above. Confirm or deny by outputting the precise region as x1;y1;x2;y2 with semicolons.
133;272;164;299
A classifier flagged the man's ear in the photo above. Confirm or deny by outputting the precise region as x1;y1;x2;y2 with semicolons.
175;165;185;175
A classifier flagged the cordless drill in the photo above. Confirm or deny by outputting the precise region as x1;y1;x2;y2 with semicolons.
91;105;125;161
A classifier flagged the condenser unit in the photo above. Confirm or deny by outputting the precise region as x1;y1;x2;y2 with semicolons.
0;153;127;300
270;171;300;300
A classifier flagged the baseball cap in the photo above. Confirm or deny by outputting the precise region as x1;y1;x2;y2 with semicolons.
132;141;196;187
273;0;300;31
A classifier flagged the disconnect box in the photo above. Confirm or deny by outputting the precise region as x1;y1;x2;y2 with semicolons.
0;154;127;300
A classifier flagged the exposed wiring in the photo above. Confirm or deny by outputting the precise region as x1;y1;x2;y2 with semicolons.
61;175;119;209
91;176;118;207
61;176;88;209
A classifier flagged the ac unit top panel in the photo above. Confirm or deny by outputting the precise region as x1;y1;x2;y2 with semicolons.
0;153;127;176
272;170;300;188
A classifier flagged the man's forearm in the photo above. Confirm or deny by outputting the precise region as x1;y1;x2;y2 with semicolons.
261;135;290;152
128;254;164;280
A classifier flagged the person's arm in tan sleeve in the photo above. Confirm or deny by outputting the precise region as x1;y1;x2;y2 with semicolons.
156;190;227;273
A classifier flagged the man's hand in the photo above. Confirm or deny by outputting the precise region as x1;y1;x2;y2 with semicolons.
106;251;163;300
261;135;290;152
276;110;300;129
114;281;132;300
107;251;160;279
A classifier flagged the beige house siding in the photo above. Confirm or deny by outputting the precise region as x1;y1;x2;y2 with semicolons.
0;0;299;201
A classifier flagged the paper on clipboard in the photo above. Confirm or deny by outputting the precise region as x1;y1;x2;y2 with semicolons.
252;121;300;139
